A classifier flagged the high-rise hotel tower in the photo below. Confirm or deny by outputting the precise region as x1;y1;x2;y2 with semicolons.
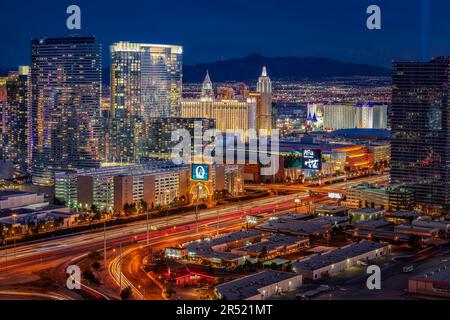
256;66;273;132
109;42;183;162
31;36;102;186
5;66;31;172
391;57;450;215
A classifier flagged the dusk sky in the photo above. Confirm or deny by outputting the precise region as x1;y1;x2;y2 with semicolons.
0;0;448;68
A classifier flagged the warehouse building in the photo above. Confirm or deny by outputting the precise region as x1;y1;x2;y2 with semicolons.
408;262;450;298
292;241;389;280
215;270;302;300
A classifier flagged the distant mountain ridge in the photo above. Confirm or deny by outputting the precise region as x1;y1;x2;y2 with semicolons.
183;53;390;83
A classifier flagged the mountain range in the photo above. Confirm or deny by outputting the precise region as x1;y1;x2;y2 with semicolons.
183;54;390;82
2;54;390;84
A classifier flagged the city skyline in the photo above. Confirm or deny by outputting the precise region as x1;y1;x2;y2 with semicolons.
2;0;450;306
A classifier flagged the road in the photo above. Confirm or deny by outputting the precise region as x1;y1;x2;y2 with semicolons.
0;174;383;299
110;218;252;300
0;191;313;299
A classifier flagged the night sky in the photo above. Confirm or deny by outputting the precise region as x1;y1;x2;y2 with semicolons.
0;0;448;68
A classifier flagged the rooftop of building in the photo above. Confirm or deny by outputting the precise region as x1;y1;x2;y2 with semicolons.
410;262;450;283
272;213;315;221
234;235;308;253
257;216;348;236
386;211;422;219
330;129;391;138
32;36;98;45
413;219;450;227
0;190;40;199
394;224;439;232
293;241;387;271
315;206;349;213
353;220;393;230
193;249;244;262
349;208;385;214
209;230;262;247
184;230;263;257
349;183;414;194
0;207;77;225
54;160;188;179
346;228;411;241
215;270;299;300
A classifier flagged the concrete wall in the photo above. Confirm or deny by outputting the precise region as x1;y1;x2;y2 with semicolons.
114;176;134;214
77;176;94;208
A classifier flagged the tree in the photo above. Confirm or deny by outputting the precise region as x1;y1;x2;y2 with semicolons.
90;204;99;214
53;197;66;206
121;286;133;300
92;261;101;271
82;267;100;286
123;203;134;216
92;261;101;278
88;251;102;261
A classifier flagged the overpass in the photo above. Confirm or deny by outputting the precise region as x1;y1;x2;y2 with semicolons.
245;174;390;196
245;184;348;195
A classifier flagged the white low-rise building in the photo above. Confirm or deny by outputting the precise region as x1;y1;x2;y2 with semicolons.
293;241;389;280
0;191;46;210
215;270;302;300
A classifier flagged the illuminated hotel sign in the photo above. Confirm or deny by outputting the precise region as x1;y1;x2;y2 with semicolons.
192;164;209;181
302;149;322;170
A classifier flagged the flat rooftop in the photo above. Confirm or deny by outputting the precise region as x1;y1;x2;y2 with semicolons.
0;190;37;199
272;213;315;221
353;220;393;230
349;208;385;214
293;241;386;271
411;262;450;283
210;230;262;247
395;225;438;232
234;235;308;253
215;270;299;300
198;250;244;262
315;206;348;213
387;211;422;219
346;229;411;241
258;216;348;236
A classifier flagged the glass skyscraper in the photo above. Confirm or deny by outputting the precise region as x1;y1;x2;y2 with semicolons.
31;36;102;186
391;57;450;215
4;66;31;172
109;42;183;162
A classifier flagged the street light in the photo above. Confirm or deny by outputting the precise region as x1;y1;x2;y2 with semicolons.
165;190;171;226
12;214;17;257
146;209;151;247
196;185;203;234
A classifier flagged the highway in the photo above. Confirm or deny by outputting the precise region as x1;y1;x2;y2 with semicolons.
0;175;386;299
0;192;312;299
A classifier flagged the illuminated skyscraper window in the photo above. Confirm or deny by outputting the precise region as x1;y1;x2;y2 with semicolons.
110;42;183;162
31;36;102;186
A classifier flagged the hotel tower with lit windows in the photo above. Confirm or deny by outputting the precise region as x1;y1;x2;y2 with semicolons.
31;36;103;186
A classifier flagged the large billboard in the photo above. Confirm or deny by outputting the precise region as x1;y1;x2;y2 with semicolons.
192;164;210;181
302;149;322;170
